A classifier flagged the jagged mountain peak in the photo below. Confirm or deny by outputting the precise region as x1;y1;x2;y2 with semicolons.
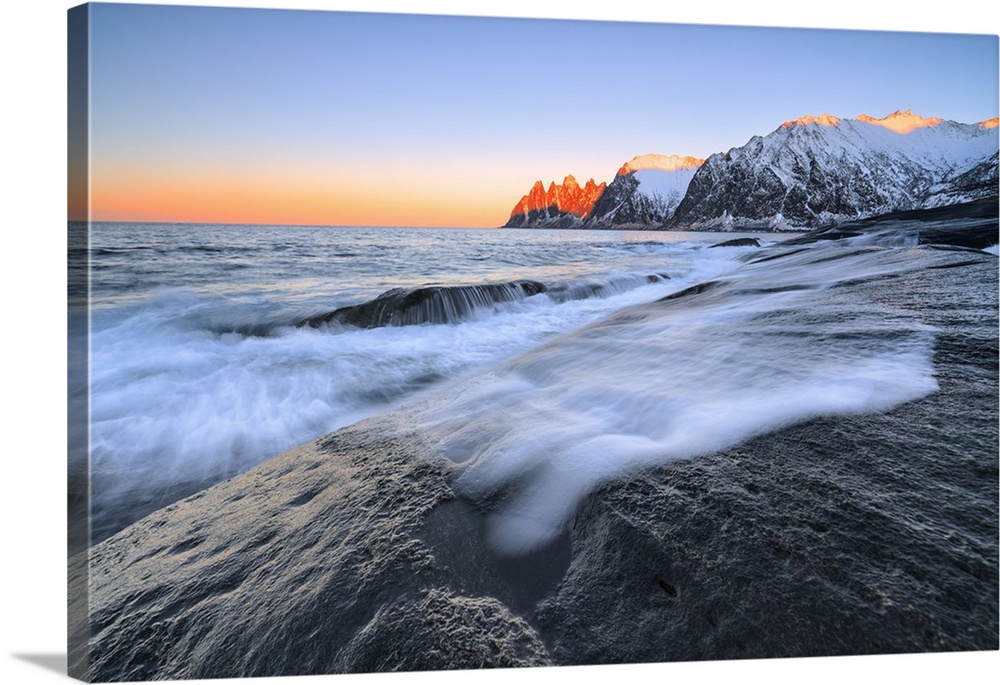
980;117;999;129
505;173;608;227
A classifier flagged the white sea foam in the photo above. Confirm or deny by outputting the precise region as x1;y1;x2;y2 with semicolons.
418;245;942;554
86;244;747;513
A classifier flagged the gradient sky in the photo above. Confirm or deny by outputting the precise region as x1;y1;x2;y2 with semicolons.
81;1;999;227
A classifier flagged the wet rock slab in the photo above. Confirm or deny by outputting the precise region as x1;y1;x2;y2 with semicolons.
74;418;551;680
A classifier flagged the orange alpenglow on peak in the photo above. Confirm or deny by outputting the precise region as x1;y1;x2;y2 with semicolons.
781;113;841;128
854;109;944;134
616;153;706;176
979;117;999;129
509;174;607;219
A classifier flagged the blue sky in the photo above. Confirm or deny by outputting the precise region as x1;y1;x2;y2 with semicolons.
83;1;999;225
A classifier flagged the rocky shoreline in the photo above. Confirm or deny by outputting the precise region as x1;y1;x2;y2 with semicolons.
70;208;998;681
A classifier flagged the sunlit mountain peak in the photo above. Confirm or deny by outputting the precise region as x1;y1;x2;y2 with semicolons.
780;113;841;129
617;153;705;176
854;109;944;134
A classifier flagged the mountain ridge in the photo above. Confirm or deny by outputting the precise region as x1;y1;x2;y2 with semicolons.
504;111;999;231
504;175;606;228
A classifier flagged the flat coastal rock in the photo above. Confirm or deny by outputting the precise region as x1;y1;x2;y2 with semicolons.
73;417;551;680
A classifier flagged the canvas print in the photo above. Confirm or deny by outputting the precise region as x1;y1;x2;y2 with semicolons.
67;2;999;681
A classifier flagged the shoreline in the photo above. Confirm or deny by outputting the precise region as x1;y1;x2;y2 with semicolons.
71;211;999;680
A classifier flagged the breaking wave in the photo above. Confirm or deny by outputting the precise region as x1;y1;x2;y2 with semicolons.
299;280;548;329
418;243;953;554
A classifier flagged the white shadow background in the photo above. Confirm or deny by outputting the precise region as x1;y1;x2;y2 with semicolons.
2;2;996;685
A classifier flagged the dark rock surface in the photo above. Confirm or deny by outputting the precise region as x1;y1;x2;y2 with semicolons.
74;420;552;680
300;279;548;329
783;197;999;250
709;237;761;248
335;589;551;672
504;205;584;229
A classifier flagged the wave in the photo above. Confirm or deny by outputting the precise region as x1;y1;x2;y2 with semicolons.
298;272;681;330
82;263;715;543
76;234;776;543
413;242;988;555
544;273;671;304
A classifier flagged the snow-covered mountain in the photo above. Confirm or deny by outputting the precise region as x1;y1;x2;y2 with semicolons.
669;110;999;230
583;154;704;228
502;110;998;231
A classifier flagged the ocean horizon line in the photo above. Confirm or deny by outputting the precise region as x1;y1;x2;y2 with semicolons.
71;219;510;230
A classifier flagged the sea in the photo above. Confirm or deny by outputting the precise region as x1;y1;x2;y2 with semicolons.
68;220;993;547
70;215;1000;669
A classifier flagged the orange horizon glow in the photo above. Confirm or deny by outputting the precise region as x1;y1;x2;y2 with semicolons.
84;166;516;228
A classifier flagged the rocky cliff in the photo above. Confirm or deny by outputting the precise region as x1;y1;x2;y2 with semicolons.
504;175;606;228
